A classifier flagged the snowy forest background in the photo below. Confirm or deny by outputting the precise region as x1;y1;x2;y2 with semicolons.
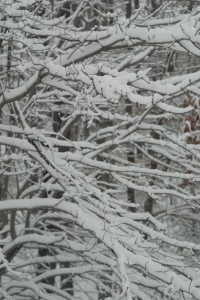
1;0;200;299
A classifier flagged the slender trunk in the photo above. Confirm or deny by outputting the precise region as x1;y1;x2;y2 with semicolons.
135;0;139;9
126;0;132;18
126;101;136;212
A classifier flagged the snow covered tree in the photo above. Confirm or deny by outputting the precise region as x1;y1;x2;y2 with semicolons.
1;1;200;299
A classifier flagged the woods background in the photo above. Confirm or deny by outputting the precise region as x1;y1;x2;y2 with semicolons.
1;0;200;299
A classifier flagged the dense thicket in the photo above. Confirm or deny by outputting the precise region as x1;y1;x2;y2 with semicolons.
1;1;200;299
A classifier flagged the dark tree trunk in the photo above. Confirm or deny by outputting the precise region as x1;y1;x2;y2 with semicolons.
126;101;136;212
127;150;136;212
151;0;162;12
126;0;132;18
135;0;139;9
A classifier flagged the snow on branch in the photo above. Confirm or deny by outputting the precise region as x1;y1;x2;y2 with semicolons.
1;1;200;300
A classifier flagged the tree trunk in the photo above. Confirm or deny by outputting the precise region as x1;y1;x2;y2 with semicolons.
126;0;132;18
